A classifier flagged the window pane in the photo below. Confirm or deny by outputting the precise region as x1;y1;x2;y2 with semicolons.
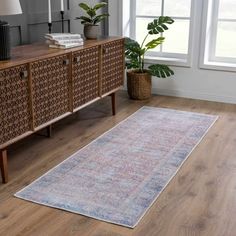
162;20;189;54
215;21;236;58
136;18;160;52
218;0;236;19
136;0;162;16
164;0;191;17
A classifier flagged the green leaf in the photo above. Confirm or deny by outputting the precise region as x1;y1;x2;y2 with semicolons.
125;37;142;70
140;48;146;56
125;37;142;55
93;14;109;25
161;24;168;30
147;17;174;35
145;37;165;50
126;60;140;69
156;26;164;32
76;16;92;24
93;2;108;11
79;3;90;11
148;64;174;78
87;9;96;18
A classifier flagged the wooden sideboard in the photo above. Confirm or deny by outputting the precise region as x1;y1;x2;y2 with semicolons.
0;37;125;183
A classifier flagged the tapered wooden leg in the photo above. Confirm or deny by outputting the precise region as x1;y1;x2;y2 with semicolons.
110;92;116;116
35;125;52;138
0;150;8;184
46;125;52;138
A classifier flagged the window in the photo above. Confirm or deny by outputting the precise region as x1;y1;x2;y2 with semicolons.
128;0;193;64
215;0;236;60
120;0;236;70
201;0;236;70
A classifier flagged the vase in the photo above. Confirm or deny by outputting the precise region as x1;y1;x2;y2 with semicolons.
84;25;99;39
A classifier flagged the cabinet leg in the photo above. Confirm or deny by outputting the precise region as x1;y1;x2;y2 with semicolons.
0;150;8;184
110;93;116;116
47;125;52;138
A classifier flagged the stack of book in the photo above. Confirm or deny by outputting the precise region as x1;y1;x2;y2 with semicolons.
45;33;84;49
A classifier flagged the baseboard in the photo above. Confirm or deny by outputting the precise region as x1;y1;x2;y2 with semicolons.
121;87;236;104
152;88;236;104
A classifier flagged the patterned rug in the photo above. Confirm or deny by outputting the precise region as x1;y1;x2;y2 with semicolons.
15;106;218;228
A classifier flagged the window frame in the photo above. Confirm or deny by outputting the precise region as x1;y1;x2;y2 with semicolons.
199;0;236;72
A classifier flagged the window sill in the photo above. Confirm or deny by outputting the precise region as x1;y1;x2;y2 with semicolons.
200;61;236;72
144;56;191;68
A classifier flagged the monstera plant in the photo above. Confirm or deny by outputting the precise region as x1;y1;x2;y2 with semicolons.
125;16;174;100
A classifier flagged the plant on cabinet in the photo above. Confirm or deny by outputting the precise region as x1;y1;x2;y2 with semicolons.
76;2;109;39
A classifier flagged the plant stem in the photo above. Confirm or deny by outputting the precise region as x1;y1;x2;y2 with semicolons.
141;33;149;49
138;55;142;73
141;53;145;72
140;33;149;73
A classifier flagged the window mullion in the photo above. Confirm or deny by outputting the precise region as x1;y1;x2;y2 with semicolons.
160;0;165;53
161;0;165;16
130;0;136;39
209;0;220;61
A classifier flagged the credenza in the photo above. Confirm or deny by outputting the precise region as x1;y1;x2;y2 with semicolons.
0;37;125;183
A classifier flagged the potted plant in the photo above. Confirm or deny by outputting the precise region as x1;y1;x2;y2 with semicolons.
76;2;109;39
125;16;175;100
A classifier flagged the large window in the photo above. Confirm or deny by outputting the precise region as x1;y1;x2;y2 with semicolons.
201;0;236;70
130;0;193;62
120;0;236;70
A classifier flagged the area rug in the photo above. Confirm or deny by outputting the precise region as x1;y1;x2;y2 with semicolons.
15;106;218;228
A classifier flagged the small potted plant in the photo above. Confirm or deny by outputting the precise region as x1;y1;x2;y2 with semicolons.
125;16;175;100
76;2;109;39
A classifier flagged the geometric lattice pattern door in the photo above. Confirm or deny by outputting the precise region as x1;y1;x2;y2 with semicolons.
31;54;71;127
0;65;31;146
101;39;125;95
72;46;100;110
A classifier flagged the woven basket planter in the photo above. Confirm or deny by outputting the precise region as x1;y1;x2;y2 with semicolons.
127;70;152;100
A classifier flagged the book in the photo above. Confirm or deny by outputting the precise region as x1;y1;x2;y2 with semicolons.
45;33;82;40
45;38;84;45
49;42;84;49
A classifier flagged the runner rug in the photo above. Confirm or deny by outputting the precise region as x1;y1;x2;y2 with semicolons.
15;106;218;228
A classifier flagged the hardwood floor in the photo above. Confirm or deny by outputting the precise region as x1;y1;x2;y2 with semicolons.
1;91;236;236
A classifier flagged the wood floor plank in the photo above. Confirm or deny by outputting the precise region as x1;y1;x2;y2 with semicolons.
1;92;236;236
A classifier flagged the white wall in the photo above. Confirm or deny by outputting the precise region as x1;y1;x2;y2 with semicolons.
109;0;236;104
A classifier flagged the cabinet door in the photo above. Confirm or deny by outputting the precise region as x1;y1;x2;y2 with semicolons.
0;65;31;146
101;39;125;95
72;46;100;110
31;54;70;127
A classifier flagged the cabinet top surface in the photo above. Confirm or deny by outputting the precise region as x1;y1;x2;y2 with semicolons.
0;36;124;70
